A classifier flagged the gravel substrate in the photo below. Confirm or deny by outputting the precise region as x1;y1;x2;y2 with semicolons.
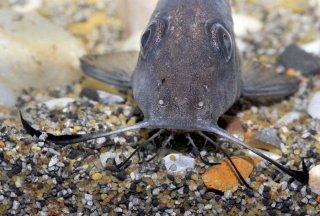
1;0;320;215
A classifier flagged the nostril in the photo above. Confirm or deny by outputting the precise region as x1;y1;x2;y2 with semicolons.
194;100;205;109
158;98;168;107
158;99;164;105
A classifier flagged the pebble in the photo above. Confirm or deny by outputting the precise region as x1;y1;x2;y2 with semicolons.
99;150;117;166
202;157;254;192
308;92;320;119
43;98;75;110
302;39;320;56
163;154;195;173
80;88;125;104
254;128;281;148
91;173;103;181
48;155;59;168
97;90;125;104
309;165;320;195
277;111;301;125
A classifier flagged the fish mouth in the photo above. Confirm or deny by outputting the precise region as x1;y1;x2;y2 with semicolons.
145;118;215;132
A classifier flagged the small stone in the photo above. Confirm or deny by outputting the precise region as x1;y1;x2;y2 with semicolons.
31;146;41;153
97;90;125;104
277;112;301;125
80;88;100;101
48;155;59;168
302;39;320;56
254;128;281;148
12;200;20;210
163;154;195;173
204;204;212;210
91;173;103;181
188;181;197;191
224;191;233;199
100;151;117;167
84;194;93;202
308;92;320;119
44;98;75;110
309;165;320;195
152;188;161;196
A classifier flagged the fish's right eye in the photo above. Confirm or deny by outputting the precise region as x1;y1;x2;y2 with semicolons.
140;19;167;58
206;22;234;63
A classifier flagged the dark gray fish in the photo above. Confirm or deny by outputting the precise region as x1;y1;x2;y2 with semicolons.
21;0;308;185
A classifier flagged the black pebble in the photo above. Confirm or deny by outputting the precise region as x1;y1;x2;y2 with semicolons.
277;44;320;75
120;195;129;205
7;165;22;177
129;183;137;192
80;88;100;101
115;171;127;181
102;206;110;213
152;199;159;206
68;149;80;159
0;126;6;133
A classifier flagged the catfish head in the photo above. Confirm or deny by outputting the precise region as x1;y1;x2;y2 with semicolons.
133;0;242;131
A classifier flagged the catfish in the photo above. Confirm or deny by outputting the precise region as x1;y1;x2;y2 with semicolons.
21;0;309;185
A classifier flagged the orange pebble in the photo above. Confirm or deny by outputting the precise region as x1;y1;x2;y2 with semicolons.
244;131;253;138
202;156;254;192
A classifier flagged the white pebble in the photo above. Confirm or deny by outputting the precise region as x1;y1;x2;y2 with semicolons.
204;204;212;210
43;98;75;110
99;150;117;166
309;165;320;195
277;112;301;125
163;154;195;173
302;39;320;56
12;200;20;210
224;190;233;199
97;90;125;104
308;92;320;119
48;155;59;168
84;193;93;202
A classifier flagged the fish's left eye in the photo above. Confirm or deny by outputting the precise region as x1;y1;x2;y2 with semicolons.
207;23;233;62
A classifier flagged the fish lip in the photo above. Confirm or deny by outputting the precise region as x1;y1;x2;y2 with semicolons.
145;120;217;132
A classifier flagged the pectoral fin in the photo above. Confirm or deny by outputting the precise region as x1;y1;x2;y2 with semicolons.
80;51;139;91
241;60;300;98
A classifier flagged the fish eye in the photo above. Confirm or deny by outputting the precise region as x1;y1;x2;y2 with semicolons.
207;22;233;62
140;19;167;58
141;29;151;50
